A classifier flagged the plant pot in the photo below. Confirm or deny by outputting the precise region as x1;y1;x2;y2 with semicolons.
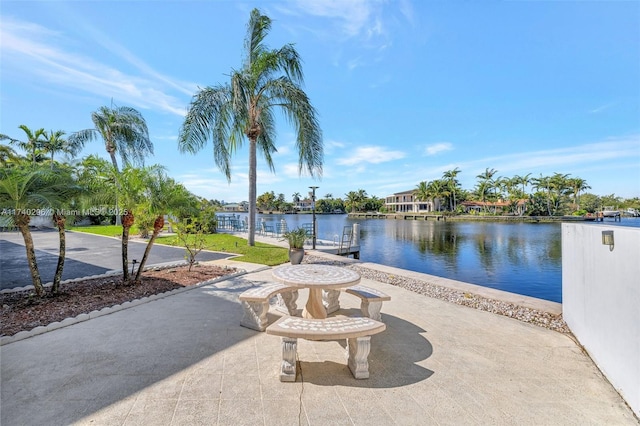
288;248;305;265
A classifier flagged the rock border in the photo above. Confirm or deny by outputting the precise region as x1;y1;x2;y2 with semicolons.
0;265;252;346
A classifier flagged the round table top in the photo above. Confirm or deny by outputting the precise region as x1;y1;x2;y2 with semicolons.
272;264;361;289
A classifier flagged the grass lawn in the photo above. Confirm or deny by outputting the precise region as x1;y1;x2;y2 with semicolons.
69;225;289;266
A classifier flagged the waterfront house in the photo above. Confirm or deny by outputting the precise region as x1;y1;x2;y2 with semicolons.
222;202;247;212
384;190;441;213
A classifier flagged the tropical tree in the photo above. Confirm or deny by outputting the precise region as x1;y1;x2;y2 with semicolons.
580;193;600;213
345;189;368;212
0;144;21;167
133;170;199;282
178;8;323;246
75;155;119;222
514;173;532;197
41;130;83;169
413;181;431;212
364;195;383;212
0;166;74;296
49;164;84;294
345;191;358;213
427;179;447;212
567;177;590;211
69;105;152;171
531;173;570;216
442;167;461;211
69;104;153;225
531;174;551;215
257;191;276;211
475;168;498;213
549;173;571;215
0;125;46;166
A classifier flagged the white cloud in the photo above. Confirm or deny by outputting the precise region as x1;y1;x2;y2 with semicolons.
445;135;640;193
288;0;377;38
424;142;454;156
336;146;405;166
0;17;190;117
589;102;616;114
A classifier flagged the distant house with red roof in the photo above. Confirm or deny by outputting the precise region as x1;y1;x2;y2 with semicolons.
460;199;527;215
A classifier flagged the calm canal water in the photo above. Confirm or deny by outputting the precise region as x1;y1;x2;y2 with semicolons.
231;213;640;303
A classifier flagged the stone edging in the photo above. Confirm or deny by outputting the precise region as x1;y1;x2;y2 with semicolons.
0;266;254;346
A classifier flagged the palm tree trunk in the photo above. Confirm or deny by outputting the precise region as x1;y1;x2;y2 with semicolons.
134;215;164;282
122;225;130;283
121;211;134;283
16;215;45;297
109;150;123;226
247;138;257;246
52;214;66;294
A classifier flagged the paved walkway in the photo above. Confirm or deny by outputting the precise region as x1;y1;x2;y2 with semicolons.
1;254;637;425
0;230;232;290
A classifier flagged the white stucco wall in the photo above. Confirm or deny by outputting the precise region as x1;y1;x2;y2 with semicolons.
562;223;640;417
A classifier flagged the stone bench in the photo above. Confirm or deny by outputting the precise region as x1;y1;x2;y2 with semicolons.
266;315;386;381
323;285;391;321
239;283;298;331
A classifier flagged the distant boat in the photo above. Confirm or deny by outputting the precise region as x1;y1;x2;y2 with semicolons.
601;207;620;218
622;208;639;217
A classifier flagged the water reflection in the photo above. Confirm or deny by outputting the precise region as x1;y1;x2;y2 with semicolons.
225;213;640;303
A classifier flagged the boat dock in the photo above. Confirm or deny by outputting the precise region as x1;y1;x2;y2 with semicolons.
348;212;448;221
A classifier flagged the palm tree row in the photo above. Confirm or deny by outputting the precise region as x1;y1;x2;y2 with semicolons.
0;151;205;294
1;8;327;298
1;125;84;167
409;168;595;216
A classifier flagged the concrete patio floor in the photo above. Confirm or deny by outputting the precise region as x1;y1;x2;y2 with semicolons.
1;254;638;425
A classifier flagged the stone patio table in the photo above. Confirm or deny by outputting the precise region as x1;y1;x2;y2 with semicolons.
272;264;360;319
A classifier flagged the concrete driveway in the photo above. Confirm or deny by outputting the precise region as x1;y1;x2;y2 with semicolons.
0;230;233;290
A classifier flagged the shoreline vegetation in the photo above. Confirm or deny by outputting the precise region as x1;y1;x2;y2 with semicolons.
237;210;618;223
347;212;600;222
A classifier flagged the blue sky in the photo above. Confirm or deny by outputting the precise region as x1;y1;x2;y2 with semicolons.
2;0;639;202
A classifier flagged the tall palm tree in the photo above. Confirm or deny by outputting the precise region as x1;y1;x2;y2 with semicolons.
531;174;553;215
413;181;430;212
427;180;447;212
442;167;461;211
475;168;498;213
41;130;84;169
69;104;153;225
178;8;323;246
567;177;590;211
0;125;46;166
514;173;531;197
345;191;362;213
292;192;301;208
549;172;571;215
69;105;152;172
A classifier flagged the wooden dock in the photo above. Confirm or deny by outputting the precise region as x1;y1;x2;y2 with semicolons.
348;212;447;221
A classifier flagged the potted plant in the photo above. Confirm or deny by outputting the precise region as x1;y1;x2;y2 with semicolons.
282;227;307;264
